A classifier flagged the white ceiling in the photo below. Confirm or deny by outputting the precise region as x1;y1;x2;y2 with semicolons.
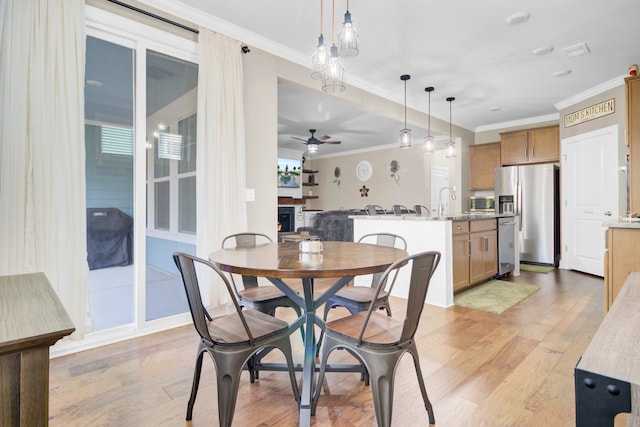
146;0;640;155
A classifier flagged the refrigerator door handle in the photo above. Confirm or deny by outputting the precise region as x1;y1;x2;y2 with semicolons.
517;179;523;231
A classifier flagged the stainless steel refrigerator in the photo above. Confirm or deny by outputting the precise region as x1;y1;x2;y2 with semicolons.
494;164;560;266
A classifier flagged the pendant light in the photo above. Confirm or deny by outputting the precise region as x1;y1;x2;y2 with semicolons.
322;0;346;93
399;74;412;149
423;87;435;153
310;0;327;80
338;0;359;58
446;97;457;157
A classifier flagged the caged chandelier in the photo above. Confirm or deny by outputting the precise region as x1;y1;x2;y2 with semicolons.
311;0;360;93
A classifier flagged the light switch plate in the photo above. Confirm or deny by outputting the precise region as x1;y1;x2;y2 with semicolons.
245;188;255;202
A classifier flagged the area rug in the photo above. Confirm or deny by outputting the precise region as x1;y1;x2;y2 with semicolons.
454;280;541;314
519;263;555;274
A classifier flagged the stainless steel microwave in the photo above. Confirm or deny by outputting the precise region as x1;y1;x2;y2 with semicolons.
469;196;495;212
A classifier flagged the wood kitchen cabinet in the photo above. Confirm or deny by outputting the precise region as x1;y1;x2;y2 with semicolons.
604;226;640;312
627;75;640;213
469;219;498;284
452;221;470;292
469;142;500;190
500;125;559;166
452;219;497;293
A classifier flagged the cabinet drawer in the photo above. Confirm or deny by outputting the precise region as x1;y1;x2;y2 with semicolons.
452;221;469;234
469;219;496;232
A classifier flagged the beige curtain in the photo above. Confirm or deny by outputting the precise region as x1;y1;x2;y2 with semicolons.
196;29;248;306
0;0;89;338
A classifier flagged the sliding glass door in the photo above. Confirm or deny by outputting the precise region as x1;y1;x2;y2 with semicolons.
85;8;198;332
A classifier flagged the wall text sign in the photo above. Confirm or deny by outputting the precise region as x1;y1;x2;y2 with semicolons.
564;99;615;127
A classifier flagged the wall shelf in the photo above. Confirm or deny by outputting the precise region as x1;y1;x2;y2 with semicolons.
302;183;318;186
303;169;318;174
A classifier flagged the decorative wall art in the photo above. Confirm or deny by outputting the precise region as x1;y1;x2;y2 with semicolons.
277;157;301;188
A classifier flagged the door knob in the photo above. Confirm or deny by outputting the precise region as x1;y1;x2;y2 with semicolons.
604;211;612;216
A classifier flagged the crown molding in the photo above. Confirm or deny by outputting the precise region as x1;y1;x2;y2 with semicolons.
475;113;560;133
554;75;626;110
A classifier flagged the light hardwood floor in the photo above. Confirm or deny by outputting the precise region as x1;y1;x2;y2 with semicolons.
49;268;604;426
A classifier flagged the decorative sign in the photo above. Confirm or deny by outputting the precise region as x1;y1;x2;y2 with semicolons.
564;99;615;128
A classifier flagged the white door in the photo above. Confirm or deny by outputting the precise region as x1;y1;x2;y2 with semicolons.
561;125;619;276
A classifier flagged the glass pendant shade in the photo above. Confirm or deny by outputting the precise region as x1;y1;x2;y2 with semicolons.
307;144;319;154
400;129;412;149
338;11;359;57
311;34;328;80
446;140;457;157
322;44;345;93
423;135;434;152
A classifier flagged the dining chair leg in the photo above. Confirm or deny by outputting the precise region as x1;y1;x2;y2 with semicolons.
212;348;252;427
408;343;435;424
364;353;397;427
311;335;338;415
315;303;333;358
186;345;207;421
278;338;301;403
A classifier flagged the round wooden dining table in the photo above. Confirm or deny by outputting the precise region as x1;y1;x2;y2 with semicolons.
209;240;407;427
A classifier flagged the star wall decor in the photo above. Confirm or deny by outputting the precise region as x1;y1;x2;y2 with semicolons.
360;185;369;197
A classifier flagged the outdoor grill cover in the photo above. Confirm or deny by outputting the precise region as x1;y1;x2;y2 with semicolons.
86;208;133;270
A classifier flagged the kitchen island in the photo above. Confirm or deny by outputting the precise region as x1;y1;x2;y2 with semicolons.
352;213;518;308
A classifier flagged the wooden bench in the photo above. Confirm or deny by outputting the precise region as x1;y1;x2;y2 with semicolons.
575;272;640;426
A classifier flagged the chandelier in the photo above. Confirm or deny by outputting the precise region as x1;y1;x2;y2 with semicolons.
312;0;360;93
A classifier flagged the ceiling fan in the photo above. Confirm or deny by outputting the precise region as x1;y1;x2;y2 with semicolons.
291;129;341;153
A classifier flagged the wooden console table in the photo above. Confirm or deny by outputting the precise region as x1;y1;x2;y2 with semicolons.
575;272;640;426
0;272;75;427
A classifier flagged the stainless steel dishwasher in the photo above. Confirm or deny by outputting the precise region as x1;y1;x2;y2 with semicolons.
497;217;516;276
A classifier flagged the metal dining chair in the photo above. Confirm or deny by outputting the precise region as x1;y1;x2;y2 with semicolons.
222;232;302;318
312;251;441;427
173;252;300;427
316;233;407;357
414;204;431;216
222;232;304;381
391;204;411;215
365;205;386;215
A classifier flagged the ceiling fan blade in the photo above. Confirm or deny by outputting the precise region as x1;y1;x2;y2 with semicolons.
323;140;342;144
291;136;309;142
317;135;332;141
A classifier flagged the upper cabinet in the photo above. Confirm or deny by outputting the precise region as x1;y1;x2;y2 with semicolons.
500;125;559;166
627;76;640;213
469;142;501;190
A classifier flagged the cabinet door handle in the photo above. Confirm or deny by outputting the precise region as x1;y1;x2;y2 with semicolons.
467;240;472;256
484;236;489;252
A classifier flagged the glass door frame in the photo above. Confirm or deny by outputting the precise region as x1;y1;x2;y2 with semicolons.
85;6;198;342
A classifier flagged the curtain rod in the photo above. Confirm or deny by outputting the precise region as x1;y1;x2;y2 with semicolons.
106;0;199;34
105;0;251;53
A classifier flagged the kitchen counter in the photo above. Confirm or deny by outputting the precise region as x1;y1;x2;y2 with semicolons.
604;218;640;229
350;213;516;221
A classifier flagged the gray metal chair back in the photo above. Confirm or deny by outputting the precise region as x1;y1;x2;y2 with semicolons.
173;252;299;427
365;204;385;215
391;204;409;215
222;232;272;290
312;250;441;427
359;233;407;298
414;204;431;216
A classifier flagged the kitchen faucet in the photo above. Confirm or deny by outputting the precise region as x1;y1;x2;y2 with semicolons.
438;186;456;217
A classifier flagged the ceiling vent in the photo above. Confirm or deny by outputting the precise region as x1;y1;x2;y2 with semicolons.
562;42;590;58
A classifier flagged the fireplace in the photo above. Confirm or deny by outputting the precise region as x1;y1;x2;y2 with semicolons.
278;207;295;232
